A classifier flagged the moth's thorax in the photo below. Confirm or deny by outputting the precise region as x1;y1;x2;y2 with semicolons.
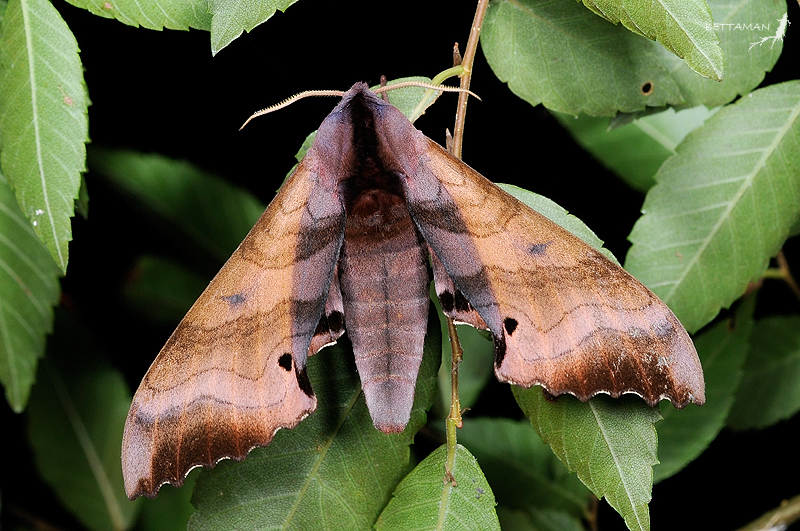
339;96;408;219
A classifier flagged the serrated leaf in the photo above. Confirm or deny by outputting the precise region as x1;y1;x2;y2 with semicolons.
65;0;211;31
27;309;140;531
375;444;500;531
89;148;265;263
482;0;684;116
579;0;723;80
0;0;89;272
188;310;441;530
456;418;591;519
209;0;299;55
0;171;61;412
654;294;753;482
514;391;660;531
728;315;800;430
653;0;787;108
625;80;800;333
553;105;718;192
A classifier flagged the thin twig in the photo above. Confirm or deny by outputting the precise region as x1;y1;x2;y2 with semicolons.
776;250;800;301
736;492;800;531
442;0;491;486
444;314;464;485
451;0;491;159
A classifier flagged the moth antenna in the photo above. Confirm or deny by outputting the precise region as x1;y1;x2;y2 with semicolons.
373;81;481;101
240;89;346;130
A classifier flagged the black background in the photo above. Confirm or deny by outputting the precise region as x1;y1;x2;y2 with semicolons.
3;0;800;529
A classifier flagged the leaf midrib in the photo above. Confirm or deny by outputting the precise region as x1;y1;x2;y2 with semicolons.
20;0;62;267
281;384;363;529
591;401;649;531
662;95;800;306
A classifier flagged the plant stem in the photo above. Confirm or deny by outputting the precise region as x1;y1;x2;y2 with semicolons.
777;251;800;301
736;492;800;531
763;250;800;302
451;0;490;159
444;315;464;484
443;0;491;485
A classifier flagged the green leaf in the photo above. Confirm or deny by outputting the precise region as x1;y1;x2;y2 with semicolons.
88;148;265;263
625;80;800;333
27;309;140;531
375;444;500;531
378;77;439;124
123;255;208;324
0;0;89;272
0;171;61;412
652;0;787;108
209;0;299;55
514;391;660;531
654;294;753;482
482;0;684;116
553;105;718;192
456;418;591;520
138;472;197;531
728;315;800;430
579;0;723;80
188;309;441;530
64;0;211;31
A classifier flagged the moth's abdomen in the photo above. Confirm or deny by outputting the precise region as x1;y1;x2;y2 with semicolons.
339;195;430;433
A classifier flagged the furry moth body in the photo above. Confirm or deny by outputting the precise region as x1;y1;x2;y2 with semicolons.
122;82;704;499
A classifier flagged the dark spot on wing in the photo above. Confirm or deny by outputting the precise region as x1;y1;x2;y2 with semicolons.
439;290;455;313
327;311;344;334
493;333;507;367
454;290;472;313
504;317;518;336
221;293;246;306
529;242;552;256
652;319;675;339
278;353;292;371
296;365;314;397
313;310;345;337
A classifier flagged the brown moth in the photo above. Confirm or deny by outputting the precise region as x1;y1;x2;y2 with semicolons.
121;82;705;500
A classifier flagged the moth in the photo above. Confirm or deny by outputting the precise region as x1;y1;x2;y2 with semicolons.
122;82;705;499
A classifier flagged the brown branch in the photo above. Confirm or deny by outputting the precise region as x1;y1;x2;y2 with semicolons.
451;0;490;160
736;492;800;531
776;250;800;301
